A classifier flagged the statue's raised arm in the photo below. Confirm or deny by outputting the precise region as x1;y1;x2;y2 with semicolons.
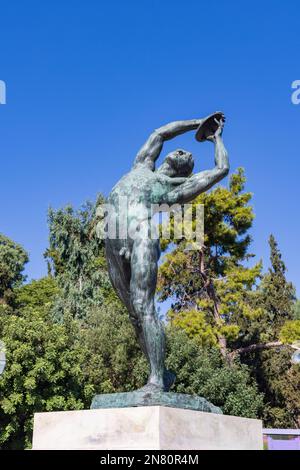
133;118;205;171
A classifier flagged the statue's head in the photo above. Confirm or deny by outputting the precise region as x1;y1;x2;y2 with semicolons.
158;149;194;177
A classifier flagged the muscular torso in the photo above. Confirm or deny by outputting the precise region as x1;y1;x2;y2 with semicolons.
107;166;185;245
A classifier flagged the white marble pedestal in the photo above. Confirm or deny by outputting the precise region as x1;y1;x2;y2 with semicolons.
32;406;263;450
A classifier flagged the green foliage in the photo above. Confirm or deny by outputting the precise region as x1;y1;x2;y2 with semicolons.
45;197;111;321
0;234;28;305
166;327;264;418
168;309;219;346
253;349;300;428
279;320;300;344
292;300;300;320
80;297;148;393
14;277;60;311
0;295;91;449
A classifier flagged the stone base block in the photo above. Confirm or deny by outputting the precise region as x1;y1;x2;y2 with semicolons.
32;406;263;450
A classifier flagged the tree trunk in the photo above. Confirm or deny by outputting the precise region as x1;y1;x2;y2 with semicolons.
198;249;228;359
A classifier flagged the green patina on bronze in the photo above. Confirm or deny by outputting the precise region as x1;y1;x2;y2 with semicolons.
91;390;222;414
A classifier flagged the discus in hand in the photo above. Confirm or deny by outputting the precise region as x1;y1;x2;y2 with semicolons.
195;111;225;142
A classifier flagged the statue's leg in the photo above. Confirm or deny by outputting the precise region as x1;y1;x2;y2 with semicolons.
105;241;131;310
130;236;166;390
105;240;150;362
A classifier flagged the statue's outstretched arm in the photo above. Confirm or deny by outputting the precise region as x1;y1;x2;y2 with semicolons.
164;132;229;204
133;119;204;171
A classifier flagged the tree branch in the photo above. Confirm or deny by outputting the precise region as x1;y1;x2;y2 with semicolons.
228;341;286;361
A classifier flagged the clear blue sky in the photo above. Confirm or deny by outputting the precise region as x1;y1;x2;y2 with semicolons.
0;0;299;294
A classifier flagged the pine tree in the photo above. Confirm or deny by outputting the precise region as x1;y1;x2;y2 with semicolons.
158;168;263;358
258;235;296;338
242;236;300;428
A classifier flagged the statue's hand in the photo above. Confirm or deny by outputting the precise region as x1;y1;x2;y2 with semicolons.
206;116;225;142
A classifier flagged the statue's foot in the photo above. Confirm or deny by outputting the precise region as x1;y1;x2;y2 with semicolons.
137;369;176;394
137;382;163;394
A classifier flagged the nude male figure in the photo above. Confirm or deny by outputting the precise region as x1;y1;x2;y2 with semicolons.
105;114;229;392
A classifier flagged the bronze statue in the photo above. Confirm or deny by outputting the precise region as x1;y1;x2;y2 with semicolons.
105;112;229;393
